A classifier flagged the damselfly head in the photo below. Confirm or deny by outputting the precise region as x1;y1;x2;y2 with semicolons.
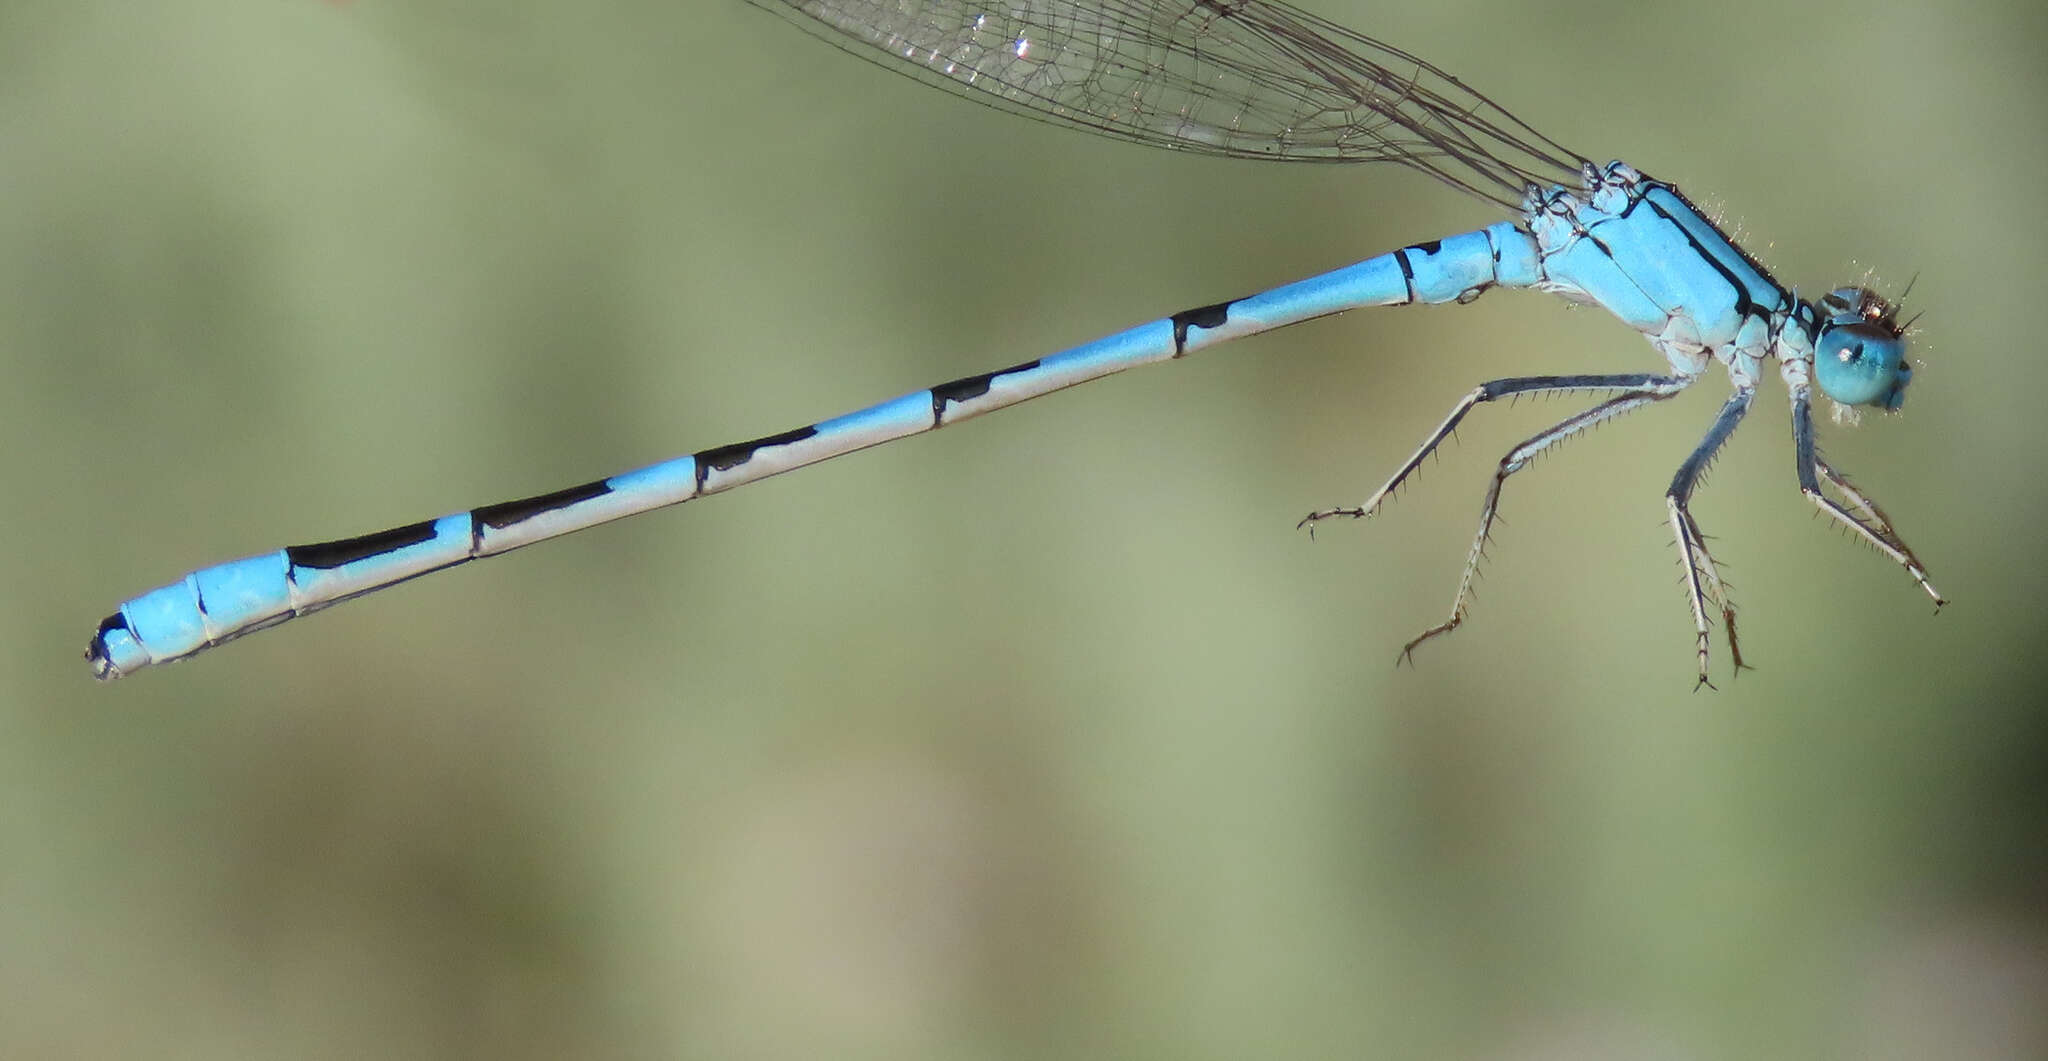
1814;286;1912;411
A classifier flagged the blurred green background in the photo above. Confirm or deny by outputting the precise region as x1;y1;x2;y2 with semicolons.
5;0;2045;1056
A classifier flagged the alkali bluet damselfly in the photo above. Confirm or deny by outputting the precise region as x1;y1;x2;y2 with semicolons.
88;1;1942;688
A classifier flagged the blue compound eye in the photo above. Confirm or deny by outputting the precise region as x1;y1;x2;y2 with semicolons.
1815;321;1911;409
1813;286;1913;410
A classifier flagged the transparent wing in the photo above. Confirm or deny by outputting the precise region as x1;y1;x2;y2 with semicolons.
750;0;1589;209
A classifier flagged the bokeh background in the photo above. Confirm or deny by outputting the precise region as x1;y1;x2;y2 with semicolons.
4;0;2045;1056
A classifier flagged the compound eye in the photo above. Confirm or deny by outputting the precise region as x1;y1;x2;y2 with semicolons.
1815;322;1911;409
